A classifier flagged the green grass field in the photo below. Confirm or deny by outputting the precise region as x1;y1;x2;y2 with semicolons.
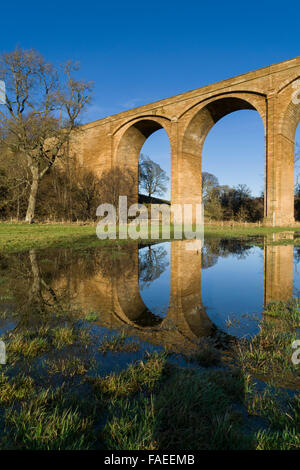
1;222;300;253
0;223;105;253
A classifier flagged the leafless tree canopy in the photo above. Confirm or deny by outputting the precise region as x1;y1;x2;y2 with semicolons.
0;48;93;223
139;154;169;198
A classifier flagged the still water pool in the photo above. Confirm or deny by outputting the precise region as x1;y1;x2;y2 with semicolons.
1;237;299;347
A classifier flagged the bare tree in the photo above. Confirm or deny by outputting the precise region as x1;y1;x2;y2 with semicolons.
76;168;102;220
0;48;92;223
139;154;169;198
0;144;30;219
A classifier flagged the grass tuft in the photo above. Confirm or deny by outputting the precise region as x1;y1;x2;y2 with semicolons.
90;353;167;398
46;357;88;377
3;388;94;450
0;373;36;405
98;332;140;354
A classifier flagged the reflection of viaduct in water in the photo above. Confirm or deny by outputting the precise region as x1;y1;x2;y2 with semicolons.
73;240;213;351
69;237;295;351
263;234;294;306
113;240;213;349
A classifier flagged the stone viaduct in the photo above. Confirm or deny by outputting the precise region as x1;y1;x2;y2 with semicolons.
73;56;300;226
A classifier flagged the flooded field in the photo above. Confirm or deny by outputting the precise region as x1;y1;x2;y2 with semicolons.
1;237;299;346
0;235;299;449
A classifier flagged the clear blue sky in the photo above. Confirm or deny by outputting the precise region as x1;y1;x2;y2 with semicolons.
1;1;300;198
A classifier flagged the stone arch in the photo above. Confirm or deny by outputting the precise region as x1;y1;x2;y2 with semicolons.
174;94;266;211
113;117;172;202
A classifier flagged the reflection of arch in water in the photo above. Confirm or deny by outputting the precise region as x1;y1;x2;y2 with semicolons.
112;244;163;327
138;243;170;323
113;240;214;345
166;240;213;340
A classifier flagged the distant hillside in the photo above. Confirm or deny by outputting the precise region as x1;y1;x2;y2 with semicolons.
138;194;170;205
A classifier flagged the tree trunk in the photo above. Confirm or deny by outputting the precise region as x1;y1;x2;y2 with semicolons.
16;189;20;220
25;166;39;224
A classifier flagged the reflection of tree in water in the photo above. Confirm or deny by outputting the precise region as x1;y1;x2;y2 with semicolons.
201;245;219;269
0;243;156;329
0;247;127;328
139;244;169;290
293;247;300;295
0;250;70;329
202;238;255;269
294;246;300;264
218;239;255;259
